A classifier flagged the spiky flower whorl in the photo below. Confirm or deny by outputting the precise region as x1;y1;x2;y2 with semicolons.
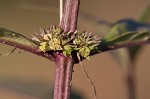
32;26;100;59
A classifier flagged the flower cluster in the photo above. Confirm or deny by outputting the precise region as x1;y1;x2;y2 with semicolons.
32;26;100;59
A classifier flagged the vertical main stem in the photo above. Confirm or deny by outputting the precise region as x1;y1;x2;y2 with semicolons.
54;54;74;99
53;0;80;99
60;0;80;33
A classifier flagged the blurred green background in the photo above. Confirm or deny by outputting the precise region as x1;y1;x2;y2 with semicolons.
0;0;150;99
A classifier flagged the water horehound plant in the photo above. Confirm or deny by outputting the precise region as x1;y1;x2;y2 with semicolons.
0;0;150;99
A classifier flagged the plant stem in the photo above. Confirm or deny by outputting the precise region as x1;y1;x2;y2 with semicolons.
60;0;80;33
126;66;136;99
93;39;150;56
53;0;80;99
54;53;74;99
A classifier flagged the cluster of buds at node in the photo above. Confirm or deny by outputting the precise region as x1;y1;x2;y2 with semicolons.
32;26;100;59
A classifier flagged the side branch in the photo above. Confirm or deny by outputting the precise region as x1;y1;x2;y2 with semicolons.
0;27;55;60
0;39;55;60
99;39;150;52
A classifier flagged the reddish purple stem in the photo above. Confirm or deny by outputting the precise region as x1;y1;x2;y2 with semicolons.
60;0;80;33
54;53;74;99
53;0;80;99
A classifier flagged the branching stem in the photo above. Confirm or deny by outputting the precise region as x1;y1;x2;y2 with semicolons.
95;39;150;55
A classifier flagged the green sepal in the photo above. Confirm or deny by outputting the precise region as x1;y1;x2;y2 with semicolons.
63;45;72;57
79;46;90;58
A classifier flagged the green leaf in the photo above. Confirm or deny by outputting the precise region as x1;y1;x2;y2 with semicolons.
103;17;150;64
99;30;150;66
127;31;150;60
104;23;129;41
138;4;150;23
0;27;39;51
105;31;150;45
106;31;150;45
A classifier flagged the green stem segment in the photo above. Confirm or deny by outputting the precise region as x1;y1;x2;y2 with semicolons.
126;66;136;99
